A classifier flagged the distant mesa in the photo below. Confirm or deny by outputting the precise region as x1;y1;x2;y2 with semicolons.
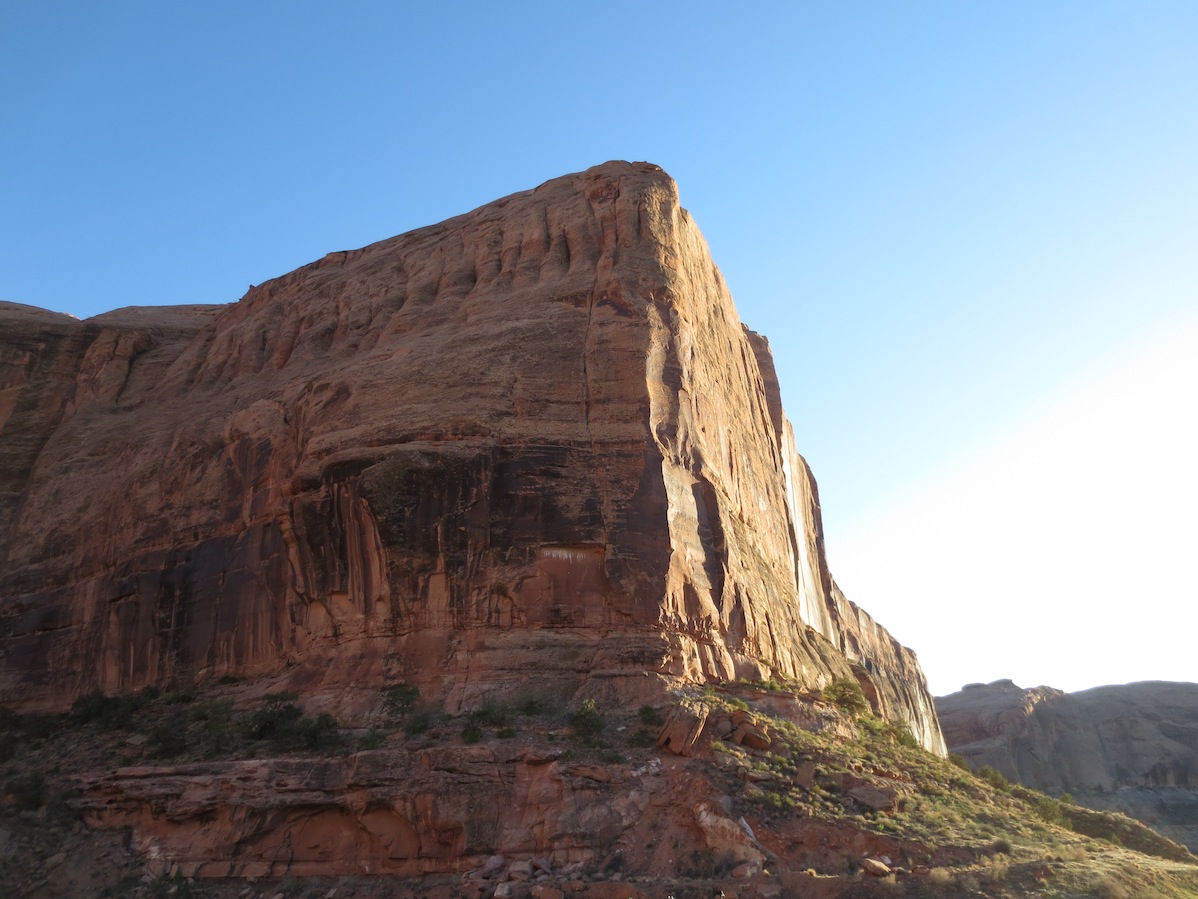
938;678;1198;852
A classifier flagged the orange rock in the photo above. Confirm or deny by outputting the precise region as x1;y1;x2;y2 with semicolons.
657;703;709;756
862;856;891;876
1;162;950;881
731;722;772;751
848;784;899;812
0;164;940;756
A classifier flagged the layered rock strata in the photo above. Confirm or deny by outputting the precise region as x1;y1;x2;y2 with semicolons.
0;161;943;753
938;679;1198;850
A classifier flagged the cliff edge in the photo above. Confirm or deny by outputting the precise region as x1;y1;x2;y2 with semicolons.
0;161;943;754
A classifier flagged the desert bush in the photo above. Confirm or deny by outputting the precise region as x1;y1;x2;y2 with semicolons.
889;722;921;748
822;678;869;717
71;690;147;730
976;765;1011;792
1031;795;1070;828
358;729;386;750
982;853;1011;881
637;704;663;726
243;693;343;752
148;713;191;758
627;727;657;748
382;684;419;716
569;699;605;739
517;694;550;717
405;711;434;735
293;712;342;751
927;867;954;885
470;704;511;728
685;849;737;879
1091;875;1132;899
462;721;483;744
242;692;303;740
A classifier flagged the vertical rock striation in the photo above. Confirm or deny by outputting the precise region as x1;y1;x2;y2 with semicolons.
0;162;944;753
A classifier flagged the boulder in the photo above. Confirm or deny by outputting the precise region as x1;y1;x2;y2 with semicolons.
862;857;891;877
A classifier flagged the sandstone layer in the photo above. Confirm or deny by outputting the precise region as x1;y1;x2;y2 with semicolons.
0;161;942;753
938;679;1198;851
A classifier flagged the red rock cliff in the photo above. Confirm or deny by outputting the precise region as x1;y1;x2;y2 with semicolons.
0;162;944;752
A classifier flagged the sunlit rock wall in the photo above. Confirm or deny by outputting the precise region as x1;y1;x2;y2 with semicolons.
0;162;943;752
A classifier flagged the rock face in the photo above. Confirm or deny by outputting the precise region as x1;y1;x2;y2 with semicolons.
77;747;657;879
0;160;942;753
938;679;1198;851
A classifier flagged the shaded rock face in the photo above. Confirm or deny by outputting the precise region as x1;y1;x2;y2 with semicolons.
938;679;1198;850
0;161;943;753
78;748;646;879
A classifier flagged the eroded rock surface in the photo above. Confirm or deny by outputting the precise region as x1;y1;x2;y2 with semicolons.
938;679;1198;851
0;161;942;756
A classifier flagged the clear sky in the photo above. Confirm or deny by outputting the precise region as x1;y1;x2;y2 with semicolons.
3;2;1195;696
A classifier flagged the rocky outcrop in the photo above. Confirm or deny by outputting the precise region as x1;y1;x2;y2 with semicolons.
78;747;656;879
0;161;942;753
938;679;1198;851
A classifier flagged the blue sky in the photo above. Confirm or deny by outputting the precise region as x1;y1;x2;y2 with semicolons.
3;2;1195;694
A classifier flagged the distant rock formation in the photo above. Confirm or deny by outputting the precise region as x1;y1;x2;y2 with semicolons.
0;161;943;753
937;679;1198;851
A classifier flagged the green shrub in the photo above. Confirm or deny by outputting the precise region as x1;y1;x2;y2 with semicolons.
382;684;419;715
71;690;146;730
977;765;1011;792
462;721;483;743
406;712;433;735
243;693;343;753
471;704;511;728
569;699;605;738
889;722;920;748
295;713;343;752
1032;795;1068;827
148;714;191;758
358;729;386;750
627;727;657;748
242;692;303;741
165;686;197;704
822;678;869;717
517;695;549;717
638;705;663;726
193;699;238;757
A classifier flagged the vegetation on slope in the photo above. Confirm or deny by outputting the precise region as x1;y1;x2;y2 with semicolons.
0;677;1196;898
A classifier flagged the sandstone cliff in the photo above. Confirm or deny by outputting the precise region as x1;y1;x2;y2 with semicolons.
938;679;1198;851
0;161;942;753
